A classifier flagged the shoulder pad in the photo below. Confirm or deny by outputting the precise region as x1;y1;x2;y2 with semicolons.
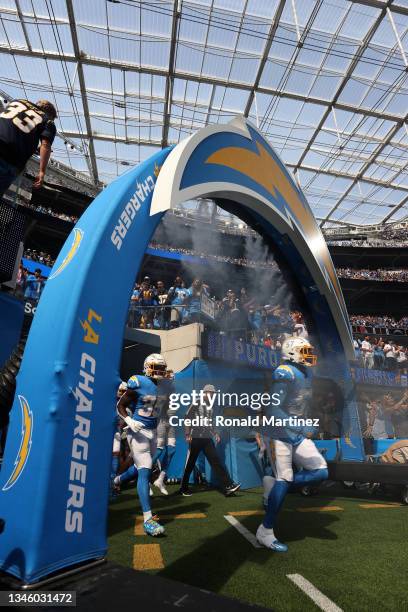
127;375;140;389
273;364;295;381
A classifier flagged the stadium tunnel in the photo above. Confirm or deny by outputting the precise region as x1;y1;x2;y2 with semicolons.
0;117;368;584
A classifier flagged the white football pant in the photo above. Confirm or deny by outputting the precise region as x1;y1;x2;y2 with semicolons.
274;438;327;482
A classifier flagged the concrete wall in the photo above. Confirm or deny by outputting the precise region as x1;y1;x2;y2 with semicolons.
142;323;203;373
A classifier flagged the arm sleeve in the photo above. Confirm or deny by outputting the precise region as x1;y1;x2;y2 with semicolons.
40;121;56;145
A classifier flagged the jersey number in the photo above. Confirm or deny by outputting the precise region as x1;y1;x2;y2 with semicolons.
1;101;43;134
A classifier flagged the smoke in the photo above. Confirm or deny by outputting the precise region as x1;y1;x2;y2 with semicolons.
242;233;294;313
154;204;298;317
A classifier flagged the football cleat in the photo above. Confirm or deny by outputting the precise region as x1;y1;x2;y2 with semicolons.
153;478;169;495
178;488;193;496
225;482;241;496
143;518;165;537
256;524;288;552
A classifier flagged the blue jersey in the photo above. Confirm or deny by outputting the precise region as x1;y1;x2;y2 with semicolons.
24;275;44;300
128;375;175;429
186;286;207;315
168;286;189;306
268;362;313;446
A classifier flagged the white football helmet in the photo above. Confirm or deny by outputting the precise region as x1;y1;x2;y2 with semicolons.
281;336;317;367
117;381;127;399
143;353;171;379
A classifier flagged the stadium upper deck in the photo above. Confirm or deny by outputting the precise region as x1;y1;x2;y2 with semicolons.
0;0;407;228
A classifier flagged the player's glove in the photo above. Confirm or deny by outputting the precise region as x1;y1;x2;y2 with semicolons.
124;416;143;433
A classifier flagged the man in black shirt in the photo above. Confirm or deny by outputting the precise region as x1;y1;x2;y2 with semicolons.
0;99;57;197
179;384;240;497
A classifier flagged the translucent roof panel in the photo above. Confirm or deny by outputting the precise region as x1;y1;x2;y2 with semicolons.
0;0;407;226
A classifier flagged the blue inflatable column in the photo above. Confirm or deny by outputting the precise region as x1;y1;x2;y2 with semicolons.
0;149;171;583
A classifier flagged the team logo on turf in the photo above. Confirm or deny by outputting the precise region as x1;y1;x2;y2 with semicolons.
2;395;33;491
48;228;83;280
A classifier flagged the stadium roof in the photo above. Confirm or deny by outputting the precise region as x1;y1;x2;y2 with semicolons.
1;0;408;227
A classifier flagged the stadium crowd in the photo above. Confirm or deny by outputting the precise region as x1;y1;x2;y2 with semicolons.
19;250;408;345
327;238;408;248
337;267;408;282
23;248;54;266
353;337;408;372
150;242;408;280
127;276;408;373
149;241;276;270
21;245;408;284
20;200;78;224
350;315;408;331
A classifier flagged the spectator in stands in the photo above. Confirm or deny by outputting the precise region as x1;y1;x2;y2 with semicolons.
264;334;273;349
0;99;57;197
137;277;158;329
363;397;393;439
239;287;256;311
155;280;169;329
24;268;44;301
397;346;407;372
373;340;385;370
361;336;373;369
129;282;141;327
167;276;189;327
384;341;398;371
14;263;26;299
292;311;308;339
217;290;247;336
383;391;408;438
185;278;209;324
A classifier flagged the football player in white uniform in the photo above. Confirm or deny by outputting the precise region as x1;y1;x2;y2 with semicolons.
257;336;328;552
117;353;175;536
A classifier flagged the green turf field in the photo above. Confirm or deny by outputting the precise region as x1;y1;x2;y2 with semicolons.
108;483;407;611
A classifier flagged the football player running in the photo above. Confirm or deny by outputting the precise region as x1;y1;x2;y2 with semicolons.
256;337;328;552
117;353;175;536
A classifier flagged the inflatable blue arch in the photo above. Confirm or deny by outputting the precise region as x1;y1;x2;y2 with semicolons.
0;117;362;584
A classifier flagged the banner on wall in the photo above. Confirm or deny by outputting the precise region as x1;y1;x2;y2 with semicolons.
204;331;279;370
200;294;217;320
352;367;408;388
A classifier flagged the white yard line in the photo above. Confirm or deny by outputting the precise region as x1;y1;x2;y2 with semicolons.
287;574;343;612
223;515;262;548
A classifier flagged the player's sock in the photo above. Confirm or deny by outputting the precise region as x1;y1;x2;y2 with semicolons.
118;464;138;484
143;511;153;522
137;467;152;514
152;447;165;467
263;480;290;529
262;475;275;504
290;467;329;491
110;455;119;480
164;445;176;472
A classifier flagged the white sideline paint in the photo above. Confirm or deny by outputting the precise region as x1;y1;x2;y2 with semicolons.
287;574;343;612
224;515;262;548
